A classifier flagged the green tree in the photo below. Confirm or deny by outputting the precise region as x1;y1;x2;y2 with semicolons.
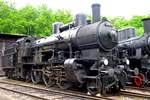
16;5;38;35
109;16;147;36
0;0;73;36
0;0;16;33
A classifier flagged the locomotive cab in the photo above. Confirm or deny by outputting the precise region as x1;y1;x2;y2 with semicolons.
16;37;37;63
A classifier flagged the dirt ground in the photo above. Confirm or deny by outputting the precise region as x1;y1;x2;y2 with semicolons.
0;88;38;100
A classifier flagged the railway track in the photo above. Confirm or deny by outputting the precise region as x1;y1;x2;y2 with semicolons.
121;90;150;98
0;78;150;100
0;74;5;77
126;86;150;92
120;86;150;98
0;80;112;100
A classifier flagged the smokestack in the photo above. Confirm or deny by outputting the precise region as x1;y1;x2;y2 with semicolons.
142;18;150;34
91;3;101;23
75;13;87;26
52;22;63;34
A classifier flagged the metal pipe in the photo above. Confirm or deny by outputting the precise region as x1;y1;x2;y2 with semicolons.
142;18;150;34
91;3;101;23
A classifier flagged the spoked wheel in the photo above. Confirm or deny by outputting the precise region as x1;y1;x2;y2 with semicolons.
145;71;150;85
100;76;111;95
87;81;99;96
42;72;55;87
100;78;108;95
138;73;145;82
25;71;31;82
31;68;41;84
6;69;13;79
57;78;71;90
119;70;127;88
101;85;107;95
134;76;142;87
133;73;145;87
6;70;11;79
57;66;72;90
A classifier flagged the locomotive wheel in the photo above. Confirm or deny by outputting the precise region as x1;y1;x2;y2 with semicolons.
6;70;11;79
57;78;71;90
134;76;142;87
87;87;98;96
138;73;145;82
31;68;41;84
25;71;31;82
133;73;145;87
101;84;107;95
57;66;72;90
87;81;98;96
42;73;55;87
100;75;115;95
145;71;150;85
6;69;14;79
118;70;127;88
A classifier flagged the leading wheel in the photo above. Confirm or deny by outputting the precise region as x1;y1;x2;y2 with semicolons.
101;85;107;95
57;78;71;90
87;81;98;96
42;72;55;87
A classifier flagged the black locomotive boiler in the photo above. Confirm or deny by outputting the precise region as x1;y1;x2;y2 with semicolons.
118;18;150;87
2;4;127;95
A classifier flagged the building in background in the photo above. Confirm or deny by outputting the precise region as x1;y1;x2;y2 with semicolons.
0;34;26;75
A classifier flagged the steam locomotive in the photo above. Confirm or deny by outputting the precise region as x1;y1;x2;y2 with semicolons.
118;18;150;87
2;4;127;95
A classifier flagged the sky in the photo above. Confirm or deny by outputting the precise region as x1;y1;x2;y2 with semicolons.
8;0;150;18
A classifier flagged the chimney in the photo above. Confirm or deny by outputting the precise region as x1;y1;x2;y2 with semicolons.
52;22;63;34
142;18;150;34
75;13;87;26
91;3;101;23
